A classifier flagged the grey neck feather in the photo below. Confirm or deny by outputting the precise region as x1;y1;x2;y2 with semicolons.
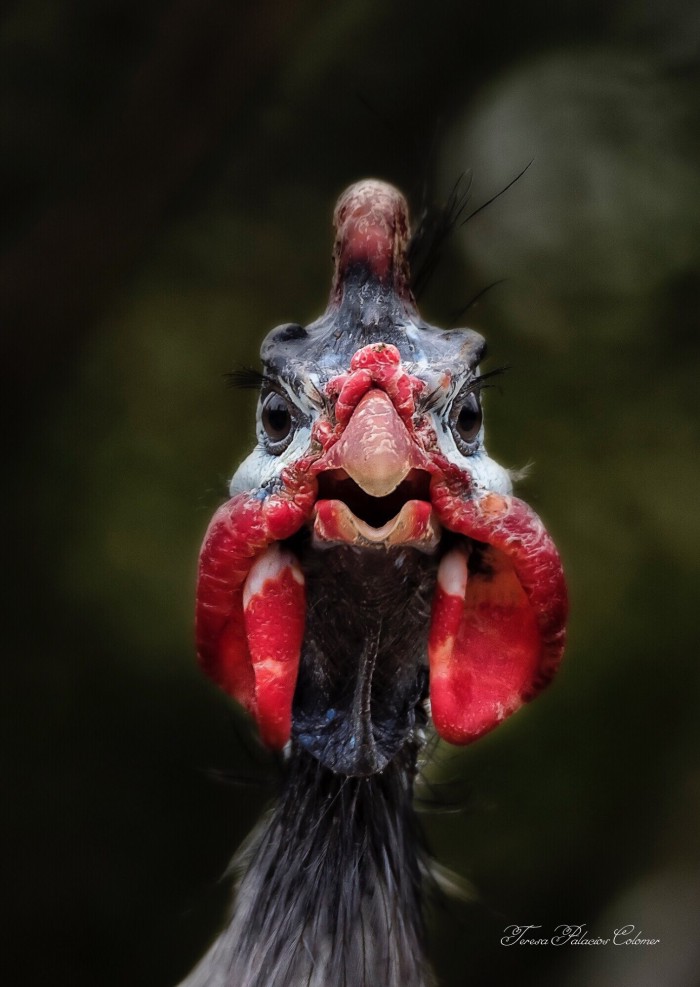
178;743;434;987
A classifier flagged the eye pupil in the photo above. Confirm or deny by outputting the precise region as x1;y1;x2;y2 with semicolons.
453;392;482;448
262;393;293;444
457;404;478;435
267;405;289;435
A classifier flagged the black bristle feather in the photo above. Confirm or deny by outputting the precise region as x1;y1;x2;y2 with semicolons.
225;367;269;390
459;160;533;227
409;163;533;300
450;279;508;324
468;365;509;394
409;171;473;300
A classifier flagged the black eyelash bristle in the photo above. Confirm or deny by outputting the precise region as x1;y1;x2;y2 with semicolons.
225;367;269;390
469;365;509;393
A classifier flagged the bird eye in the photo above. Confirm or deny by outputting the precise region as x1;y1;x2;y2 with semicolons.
261;392;294;451
450;391;482;454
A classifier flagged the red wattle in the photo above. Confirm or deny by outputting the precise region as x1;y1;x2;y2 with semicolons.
243;546;306;749
428;484;568;745
195;479;315;747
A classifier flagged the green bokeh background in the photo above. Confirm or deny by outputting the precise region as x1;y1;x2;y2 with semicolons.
4;2;699;985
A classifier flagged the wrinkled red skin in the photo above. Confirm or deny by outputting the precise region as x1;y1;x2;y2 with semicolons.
243;559;306;749
327;343;423;428
196;470;316;717
196;341;568;750
429;469;567;743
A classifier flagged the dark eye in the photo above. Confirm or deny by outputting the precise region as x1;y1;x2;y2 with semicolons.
261;392;294;450
450;391;482;453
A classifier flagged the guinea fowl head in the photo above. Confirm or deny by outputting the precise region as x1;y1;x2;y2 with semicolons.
196;179;568;774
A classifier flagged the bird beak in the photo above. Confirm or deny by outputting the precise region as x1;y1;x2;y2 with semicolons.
323;389;420;496
312;388;440;551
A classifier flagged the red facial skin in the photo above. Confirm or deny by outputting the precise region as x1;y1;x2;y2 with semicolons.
428;478;567;743
196;470;316;731
195;340;568;750
242;546;306;749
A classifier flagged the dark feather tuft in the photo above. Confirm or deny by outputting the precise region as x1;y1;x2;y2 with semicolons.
409;163;533;299
409;172;473;300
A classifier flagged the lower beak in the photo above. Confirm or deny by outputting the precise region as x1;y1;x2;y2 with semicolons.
314;497;438;550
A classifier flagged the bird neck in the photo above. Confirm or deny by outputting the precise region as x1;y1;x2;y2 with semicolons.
184;743;433;987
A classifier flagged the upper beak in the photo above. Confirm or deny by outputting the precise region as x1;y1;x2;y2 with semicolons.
321;389;425;495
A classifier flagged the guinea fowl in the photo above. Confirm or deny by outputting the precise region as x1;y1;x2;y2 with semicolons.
182;180;568;987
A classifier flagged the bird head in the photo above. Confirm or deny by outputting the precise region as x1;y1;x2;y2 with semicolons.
196;180;567;775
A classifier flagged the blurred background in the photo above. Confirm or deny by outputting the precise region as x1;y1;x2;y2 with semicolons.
3;1;700;985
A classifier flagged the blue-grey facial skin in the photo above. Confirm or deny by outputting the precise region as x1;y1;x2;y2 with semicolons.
231;315;512;502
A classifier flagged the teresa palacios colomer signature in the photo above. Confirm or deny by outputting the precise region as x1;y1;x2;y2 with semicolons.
501;924;660;946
